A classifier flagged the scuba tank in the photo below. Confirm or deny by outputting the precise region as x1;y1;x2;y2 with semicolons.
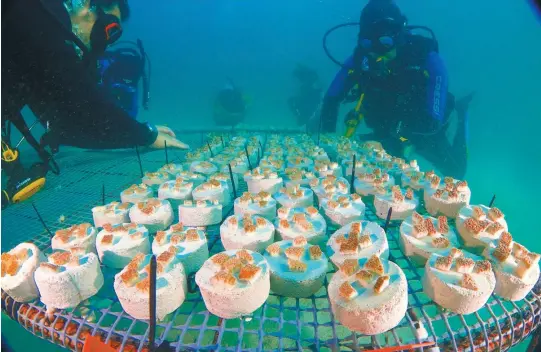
97;39;151;119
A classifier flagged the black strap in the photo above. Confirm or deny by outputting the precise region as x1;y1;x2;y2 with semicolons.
9;113;60;175
137;39;151;110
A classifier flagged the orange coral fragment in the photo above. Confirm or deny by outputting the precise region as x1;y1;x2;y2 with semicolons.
493;245;511;262
473;260;492;274
239;264;261;282
425;218;437;236
340;259;359;276
309;246;323;260
223;258;243;273
432;237;450;249
488;207;504;221
101;234;114;246
293;236;308;246
435;256;453;271
50;251;72;266
438;216;449;234
355;270;374;287
236;250;254;264
211;253;230;267
374;275;390;294
266;243;281;257
464;218;484;235
288;259;307;272
365;255;385;275
285;246;304;260
455;257;475;273
339;282;357;300
186;229;200;242
255;217;267;228
120;269;139;284
485;223;504;237
460;274;478;291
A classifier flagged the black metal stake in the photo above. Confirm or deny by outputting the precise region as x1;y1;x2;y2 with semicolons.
102;183;105;205
350;154;356;194
135;146;144;178
32;202;53;237
187;273;197;293
164;140;169;165
149;255;157;352
489;194;496;207
316;110;324;147
228;164;237;199
207;141;214;157
244;145;252;170
384;207;393;232
220;136;225;148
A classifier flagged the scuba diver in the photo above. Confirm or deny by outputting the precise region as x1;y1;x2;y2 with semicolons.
97;39;151;119
1;0;188;208
319;0;473;179
288;64;323;127
44;40;151;155
213;79;248;127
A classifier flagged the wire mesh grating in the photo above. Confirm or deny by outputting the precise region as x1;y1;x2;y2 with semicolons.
1;131;540;352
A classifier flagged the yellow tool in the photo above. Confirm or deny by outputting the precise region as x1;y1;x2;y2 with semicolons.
1;140;18;162
344;93;365;138
1;139;47;207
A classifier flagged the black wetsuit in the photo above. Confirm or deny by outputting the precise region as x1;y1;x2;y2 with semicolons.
1;0;157;150
320;35;468;179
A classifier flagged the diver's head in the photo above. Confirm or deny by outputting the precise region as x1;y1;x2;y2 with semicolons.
358;0;407;59
66;0;130;54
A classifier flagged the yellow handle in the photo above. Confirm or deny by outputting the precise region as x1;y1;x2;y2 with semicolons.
12;178;46;203
344;93;365;138
355;93;365;113
1;141;18;162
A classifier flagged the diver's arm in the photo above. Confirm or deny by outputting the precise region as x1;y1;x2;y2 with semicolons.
38;51;158;149
320;55;358;133
425;51;449;124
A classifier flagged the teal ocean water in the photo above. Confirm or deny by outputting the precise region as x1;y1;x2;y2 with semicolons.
2;1;540;351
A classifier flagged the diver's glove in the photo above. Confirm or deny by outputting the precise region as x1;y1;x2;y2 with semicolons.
147;124;189;149
156;125;176;138
150;132;189;149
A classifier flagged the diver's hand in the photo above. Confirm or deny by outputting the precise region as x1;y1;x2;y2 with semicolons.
155;125;176;137
150;132;189;149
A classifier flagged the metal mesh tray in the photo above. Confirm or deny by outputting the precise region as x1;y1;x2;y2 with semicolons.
2;134;540;352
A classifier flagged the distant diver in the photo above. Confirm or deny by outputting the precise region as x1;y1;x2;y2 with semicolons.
213;78;250;127
288;64;323;128
319;0;473;179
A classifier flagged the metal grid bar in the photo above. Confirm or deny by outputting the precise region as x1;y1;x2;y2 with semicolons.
1;132;541;352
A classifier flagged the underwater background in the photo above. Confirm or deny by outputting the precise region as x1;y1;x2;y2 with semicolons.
123;0;541;254
2;0;541;351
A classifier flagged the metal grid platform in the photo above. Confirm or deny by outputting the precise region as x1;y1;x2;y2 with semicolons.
2;132;541;352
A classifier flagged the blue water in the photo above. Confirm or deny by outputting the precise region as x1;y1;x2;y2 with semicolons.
3;1;541;351
122;0;541;252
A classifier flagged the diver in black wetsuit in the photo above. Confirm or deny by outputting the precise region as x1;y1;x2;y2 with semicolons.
2;0;188;152
213;79;248;127
319;0;473;179
288;64;322;127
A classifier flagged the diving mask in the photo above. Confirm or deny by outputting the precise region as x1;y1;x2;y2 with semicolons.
359;17;405;54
